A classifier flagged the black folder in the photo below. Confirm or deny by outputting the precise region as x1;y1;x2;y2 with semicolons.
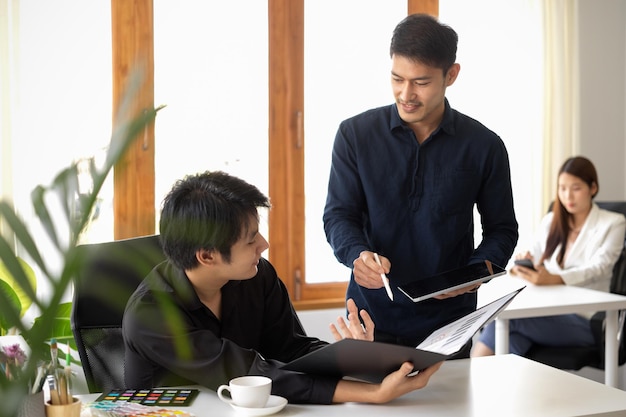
282;287;523;383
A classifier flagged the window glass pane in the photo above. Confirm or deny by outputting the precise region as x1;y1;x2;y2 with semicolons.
14;1;112;241
153;0;269;238
439;0;544;256
10;0;112;306
304;0;407;283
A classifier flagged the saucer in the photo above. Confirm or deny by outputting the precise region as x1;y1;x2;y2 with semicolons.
229;395;288;416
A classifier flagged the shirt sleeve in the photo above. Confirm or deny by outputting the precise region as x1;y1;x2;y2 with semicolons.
323;121;372;267
470;137;519;268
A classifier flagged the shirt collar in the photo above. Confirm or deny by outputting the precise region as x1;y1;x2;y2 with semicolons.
167;264;205;310
389;98;457;137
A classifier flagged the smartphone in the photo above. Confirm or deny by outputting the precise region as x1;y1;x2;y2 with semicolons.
514;258;536;271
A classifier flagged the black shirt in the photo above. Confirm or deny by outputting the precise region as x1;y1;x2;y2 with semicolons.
122;258;338;404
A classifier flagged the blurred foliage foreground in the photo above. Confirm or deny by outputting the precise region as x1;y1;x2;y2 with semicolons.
0;77;163;417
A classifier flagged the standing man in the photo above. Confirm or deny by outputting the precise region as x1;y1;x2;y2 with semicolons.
323;14;518;351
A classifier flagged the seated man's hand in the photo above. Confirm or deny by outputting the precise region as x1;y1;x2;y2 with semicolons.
332;361;443;404
373;361;443;403
329;298;374;341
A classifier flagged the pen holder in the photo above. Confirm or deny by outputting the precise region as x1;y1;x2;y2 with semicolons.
44;397;81;417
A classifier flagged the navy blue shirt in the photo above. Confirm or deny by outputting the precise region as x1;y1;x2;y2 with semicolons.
323;100;518;346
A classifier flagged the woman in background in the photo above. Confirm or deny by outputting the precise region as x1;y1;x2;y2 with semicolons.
471;156;626;357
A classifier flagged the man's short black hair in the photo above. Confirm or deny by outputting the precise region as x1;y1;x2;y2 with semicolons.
390;13;458;73
159;171;270;270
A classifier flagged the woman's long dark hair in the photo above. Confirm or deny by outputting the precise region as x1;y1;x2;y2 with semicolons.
541;156;598;266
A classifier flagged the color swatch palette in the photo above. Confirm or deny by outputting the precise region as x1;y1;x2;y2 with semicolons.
85;400;194;417
96;389;199;407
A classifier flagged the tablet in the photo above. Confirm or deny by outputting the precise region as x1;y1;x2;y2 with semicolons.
398;260;506;302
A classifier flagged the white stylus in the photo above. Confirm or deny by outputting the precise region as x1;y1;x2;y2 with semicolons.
374;253;393;301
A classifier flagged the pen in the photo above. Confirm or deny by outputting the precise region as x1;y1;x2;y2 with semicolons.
374;253;393;301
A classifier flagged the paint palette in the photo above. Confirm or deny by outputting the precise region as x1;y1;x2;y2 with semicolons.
96;388;199;406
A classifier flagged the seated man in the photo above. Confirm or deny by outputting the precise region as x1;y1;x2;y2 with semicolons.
122;170;441;404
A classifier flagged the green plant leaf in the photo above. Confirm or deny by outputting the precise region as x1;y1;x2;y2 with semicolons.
30;184;61;250
0;69;164;412
0;279;21;335
0;234;38;308
0;201;49;280
30;302;75;348
0;257;36;318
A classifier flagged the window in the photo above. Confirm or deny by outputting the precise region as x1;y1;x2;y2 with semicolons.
3;0;545;311
2;0;112;310
303;1;407;284
152;0;269;240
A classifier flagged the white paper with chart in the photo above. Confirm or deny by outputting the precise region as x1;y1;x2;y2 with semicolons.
417;286;523;355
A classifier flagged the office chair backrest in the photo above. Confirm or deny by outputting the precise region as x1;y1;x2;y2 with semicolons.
70;235;166;393
595;202;626;296
596;202;626;366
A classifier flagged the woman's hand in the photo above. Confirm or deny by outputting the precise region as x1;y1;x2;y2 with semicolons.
510;252;534;277
514;264;564;285
329;298;375;341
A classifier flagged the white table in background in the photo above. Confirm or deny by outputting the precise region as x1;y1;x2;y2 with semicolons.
77;355;626;416
478;275;626;387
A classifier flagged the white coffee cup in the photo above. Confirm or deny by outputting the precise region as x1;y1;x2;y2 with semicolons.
217;375;272;408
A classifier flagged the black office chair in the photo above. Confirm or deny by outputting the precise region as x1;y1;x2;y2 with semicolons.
525;201;626;371
70;235;166;393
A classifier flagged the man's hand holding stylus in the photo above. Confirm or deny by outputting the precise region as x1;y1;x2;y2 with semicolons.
353;251;391;289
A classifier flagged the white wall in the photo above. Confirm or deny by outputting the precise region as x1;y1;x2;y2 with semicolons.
297;308;344;342
566;2;626;384
578;0;626;200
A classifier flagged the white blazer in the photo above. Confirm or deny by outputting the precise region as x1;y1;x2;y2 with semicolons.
531;203;626;293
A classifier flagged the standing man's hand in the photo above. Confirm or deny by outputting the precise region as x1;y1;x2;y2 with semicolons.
353;251;390;289
433;283;481;299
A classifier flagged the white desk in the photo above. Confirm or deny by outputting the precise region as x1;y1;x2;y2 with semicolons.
77;355;626;416
478;276;626;387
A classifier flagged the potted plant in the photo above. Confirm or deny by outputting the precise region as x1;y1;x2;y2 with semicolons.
0;77;163;417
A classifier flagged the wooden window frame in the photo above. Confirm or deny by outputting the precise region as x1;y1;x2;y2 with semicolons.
110;0;438;311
